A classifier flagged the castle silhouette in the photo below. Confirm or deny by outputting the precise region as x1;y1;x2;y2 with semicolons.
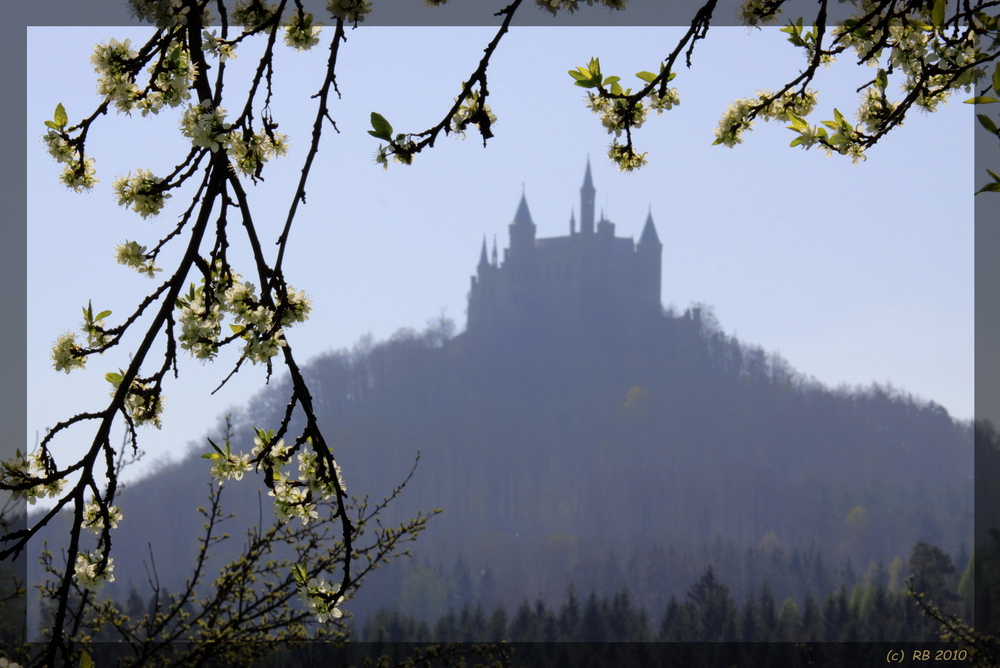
466;160;663;340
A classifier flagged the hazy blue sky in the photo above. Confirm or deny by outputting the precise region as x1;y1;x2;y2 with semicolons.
26;25;973;485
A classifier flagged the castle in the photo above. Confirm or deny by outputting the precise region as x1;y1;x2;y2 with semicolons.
466;161;663;338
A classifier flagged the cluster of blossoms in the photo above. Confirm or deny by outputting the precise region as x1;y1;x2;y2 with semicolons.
82;499;123;533
713;88;818;148
107;373;165;428
90;38;141;114
326;0;372;23
115;240;161;278
298;449;346;500
647;85;681;113
176;265;312;364
233;0;279;32
59;157;99;193
1;449;66;505
127;0;212;28
49;304;114;371
43;129;75;164
269;471;320;525
136;43;197;116
251;428;291;468
835;16;984;111
81;303;112;349
202;30;238;62
251;431;320;524
737;0;783;27
535;0;628;15
113;168;171;218
179;101;291;174
176;279;225;360
587;93;648;139
607;143;648;172
205;429;344;527
449;89;497;140
298;575;344;623
51;332;86;373
284;13;322;51
90;33;198;116
203;436;255;485
74;550;115;589
856;87;901;133
374;141;418;170
787;107;867;163
180;100;232;153
227;129;290;177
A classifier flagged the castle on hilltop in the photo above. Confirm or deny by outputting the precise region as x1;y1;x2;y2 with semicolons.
466;161;663;338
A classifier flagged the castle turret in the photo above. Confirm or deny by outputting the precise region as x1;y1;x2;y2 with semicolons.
580;160;595;236
637;209;663;308
478;236;489;270
508;192;536;261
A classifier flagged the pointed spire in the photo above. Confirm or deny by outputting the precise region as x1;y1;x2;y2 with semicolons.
478;236;489;267
492;235;498;266
580;158;595;235
640;209;661;246
512;191;534;227
570;208;576;235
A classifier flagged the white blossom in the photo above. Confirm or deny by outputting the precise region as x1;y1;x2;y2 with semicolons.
60;157;98;193
83;500;123;533
180;100;231;152
1;450;66;505
74;550;115;589
298;575;344;623
51;332;86;373
113;168;171;218
326;0;372;23
284;13;322;51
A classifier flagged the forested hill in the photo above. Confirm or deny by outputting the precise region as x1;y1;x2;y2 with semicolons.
31;306;973;628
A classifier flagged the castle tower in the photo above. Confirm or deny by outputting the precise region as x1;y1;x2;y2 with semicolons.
508;192;536;262
637;209;663;309
580;160;596;236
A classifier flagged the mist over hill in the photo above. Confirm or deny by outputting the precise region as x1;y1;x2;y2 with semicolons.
28;304;973;633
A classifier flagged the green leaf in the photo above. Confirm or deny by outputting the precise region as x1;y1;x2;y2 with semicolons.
993;63;1000;96
875;69;888;90
931;0;945;28
602;75;620;86
80;650;94;668
54;103;67;130
987;169;1000;181
105;372;123;386
977;113;999;135
201;452;220;460
786;112;808;131
44;120;60;130
207;438;226;457
964;96;999;104
908;19;933;31
368;112;393;141
976;181;1000;194
568;68;591;82
636;71;657;83
789;136;804;147
95;310;112;321
609;81;624;96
